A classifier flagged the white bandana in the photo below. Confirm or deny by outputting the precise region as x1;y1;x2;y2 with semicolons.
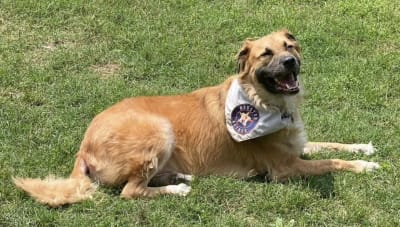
225;79;292;142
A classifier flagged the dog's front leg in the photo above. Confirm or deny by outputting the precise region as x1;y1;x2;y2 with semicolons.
273;156;380;182
304;142;374;155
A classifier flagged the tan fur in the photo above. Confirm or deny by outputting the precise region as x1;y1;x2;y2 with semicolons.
13;176;96;208
13;30;379;207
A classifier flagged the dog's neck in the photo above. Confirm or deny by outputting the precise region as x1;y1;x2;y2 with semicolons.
236;75;302;115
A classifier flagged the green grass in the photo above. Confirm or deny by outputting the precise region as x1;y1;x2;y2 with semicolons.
1;0;399;226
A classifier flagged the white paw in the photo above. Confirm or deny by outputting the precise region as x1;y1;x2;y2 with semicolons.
166;183;191;196
176;173;194;182
349;142;375;155
351;160;380;172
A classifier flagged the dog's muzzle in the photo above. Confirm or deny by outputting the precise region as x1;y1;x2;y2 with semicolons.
255;56;300;95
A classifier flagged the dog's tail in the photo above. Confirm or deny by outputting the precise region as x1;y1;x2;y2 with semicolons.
13;156;97;207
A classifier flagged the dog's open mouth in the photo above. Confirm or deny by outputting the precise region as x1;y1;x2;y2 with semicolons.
265;73;299;94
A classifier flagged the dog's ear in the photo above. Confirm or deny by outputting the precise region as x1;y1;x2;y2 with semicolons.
283;30;301;52
236;40;252;74
285;32;296;41
279;29;300;52
279;29;296;41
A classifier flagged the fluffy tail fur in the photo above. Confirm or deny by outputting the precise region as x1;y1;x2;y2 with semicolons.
13;158;97;207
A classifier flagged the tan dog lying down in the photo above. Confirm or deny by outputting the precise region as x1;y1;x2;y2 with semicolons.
13;30;379;207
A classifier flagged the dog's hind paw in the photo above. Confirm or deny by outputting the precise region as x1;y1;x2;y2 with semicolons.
176;173;194;182
166;183;191;196
349;142;375;155
351;160;380;173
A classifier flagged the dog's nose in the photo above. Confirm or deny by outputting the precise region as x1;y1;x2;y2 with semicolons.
283;56;296;68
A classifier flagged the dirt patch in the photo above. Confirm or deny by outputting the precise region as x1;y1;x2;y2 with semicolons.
25;39;75;67
90;63;121;79
0;88;24;100
42;40;65;51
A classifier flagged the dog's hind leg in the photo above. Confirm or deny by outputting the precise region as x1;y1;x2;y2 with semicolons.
120;160;192;198
82;110;192;198
114;117;191;198
119;150;192;198
304;142;374;155
121;178;191;198
148;171;194;187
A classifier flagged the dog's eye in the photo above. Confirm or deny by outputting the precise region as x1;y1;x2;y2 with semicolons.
260;49;273;57
287;45;294;50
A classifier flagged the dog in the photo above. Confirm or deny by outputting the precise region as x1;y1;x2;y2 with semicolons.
13;30;379;207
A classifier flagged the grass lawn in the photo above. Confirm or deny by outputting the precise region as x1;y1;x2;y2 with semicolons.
1;0;399;226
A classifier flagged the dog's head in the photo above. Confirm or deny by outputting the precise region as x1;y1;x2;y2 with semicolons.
237;30;301;96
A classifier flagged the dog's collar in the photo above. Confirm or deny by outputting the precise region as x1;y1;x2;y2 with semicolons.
225;79;292;142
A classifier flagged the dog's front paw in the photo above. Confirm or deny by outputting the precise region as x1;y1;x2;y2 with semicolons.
166;183;191;196
351;160;380;173
349;142;375;155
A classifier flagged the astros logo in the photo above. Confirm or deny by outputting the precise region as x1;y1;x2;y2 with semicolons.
231;104;259;135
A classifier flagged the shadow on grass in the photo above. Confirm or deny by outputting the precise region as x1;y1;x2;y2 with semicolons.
299;174;336;199
245;173;336;199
